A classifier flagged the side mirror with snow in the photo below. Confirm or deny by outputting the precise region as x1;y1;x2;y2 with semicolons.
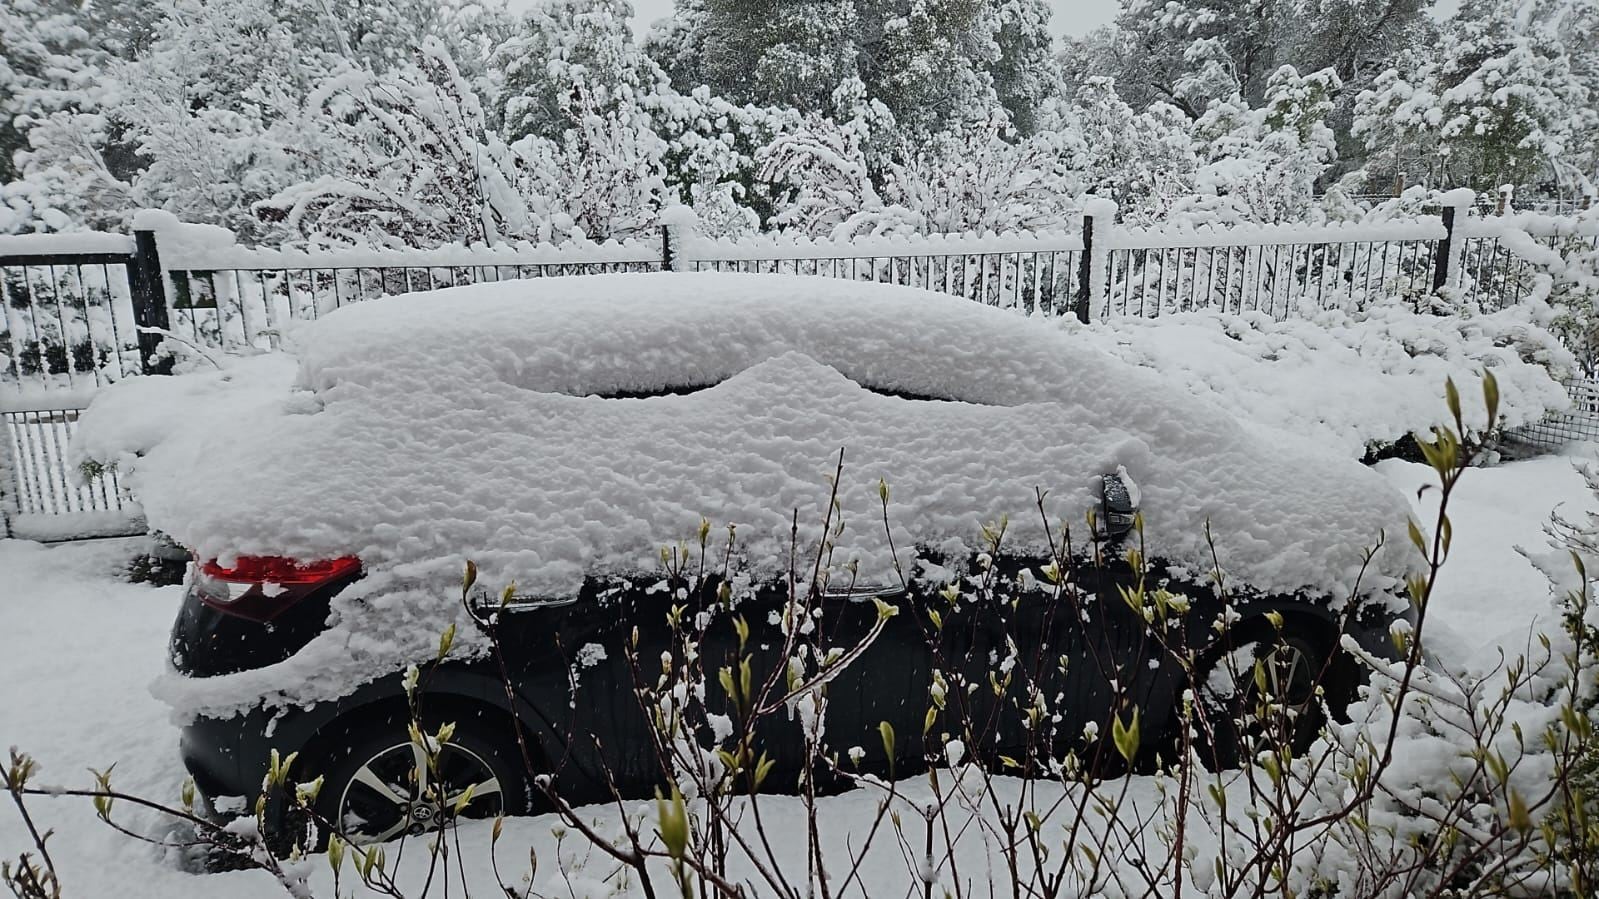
1100;468;1140;542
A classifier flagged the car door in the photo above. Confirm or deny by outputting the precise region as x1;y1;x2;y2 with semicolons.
812;582;942;778
951;550;1164;770
687;579;941;788
942;552;1074;768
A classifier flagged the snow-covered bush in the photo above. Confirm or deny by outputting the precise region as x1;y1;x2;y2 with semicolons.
1169;66;1341;226
754;102;904;239
1531;460;1599;889
1077;297;1574;458
262;40;549;249
1543;235;1599;378
1060;77;1198;225
878;112;1084;235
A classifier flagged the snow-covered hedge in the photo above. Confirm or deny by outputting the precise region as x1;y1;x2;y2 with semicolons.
1075;298;1575;458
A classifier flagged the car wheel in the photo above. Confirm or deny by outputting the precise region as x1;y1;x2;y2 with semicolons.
1191;626;1339;770
312;712;529;846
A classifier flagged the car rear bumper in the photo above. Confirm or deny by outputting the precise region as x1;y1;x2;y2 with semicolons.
179;705;283;809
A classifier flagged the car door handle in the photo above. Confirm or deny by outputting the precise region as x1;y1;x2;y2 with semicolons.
499;593;581;611
819;583;907;602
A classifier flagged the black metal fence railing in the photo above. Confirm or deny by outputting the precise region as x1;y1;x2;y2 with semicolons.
1508;378;1599;449
686;249;1084;317
3;406;124;518
164;259;661;355
1101;238;1443;318
1452;230;1599;310
1;255;145;390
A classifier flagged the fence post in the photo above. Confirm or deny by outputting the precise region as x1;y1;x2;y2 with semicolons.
0;414;14;538
656;205;698;273
1075;216;1094;323
1432;189;1475;294
660;225;675;272
129;228;173;375
1076;198;1118;322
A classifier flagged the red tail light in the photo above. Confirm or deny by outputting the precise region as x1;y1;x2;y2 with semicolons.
194;555;360;622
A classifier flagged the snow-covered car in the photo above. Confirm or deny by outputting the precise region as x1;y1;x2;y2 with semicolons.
75;272;1419;846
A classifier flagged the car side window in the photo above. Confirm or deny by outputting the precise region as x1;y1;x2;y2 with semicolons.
860;384;967;404
585;361;984;406
592;384;716;399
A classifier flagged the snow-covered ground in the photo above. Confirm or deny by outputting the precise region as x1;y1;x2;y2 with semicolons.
1;449;1593;897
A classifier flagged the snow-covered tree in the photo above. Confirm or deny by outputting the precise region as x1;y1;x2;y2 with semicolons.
1352;0;1596;193
862;0;1002;141
1096;0;1427;148
647;87;797;237
3;0;503;237
517;83;671;242
264;40;553;248
1061;77;1198;223
1104;0;1280;115
103;0;324;240
1173;66;1341;223
648;0;1027;144
989;0;1062;135
494;0;663;143
0;0;157;231
880;111;1084;232
755;96;892;238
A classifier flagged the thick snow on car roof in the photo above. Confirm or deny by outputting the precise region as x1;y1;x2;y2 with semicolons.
76;272;1419;716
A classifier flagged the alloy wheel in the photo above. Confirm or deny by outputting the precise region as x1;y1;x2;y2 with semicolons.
333;741;504;845
1254;639;1318;717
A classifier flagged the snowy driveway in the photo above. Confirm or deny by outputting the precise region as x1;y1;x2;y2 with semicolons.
0;454;1593;897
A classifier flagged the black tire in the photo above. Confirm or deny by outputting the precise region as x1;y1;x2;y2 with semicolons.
1190;624;1346;771
308;708;530;847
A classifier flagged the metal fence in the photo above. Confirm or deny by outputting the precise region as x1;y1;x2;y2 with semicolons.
4;405;124;513
1;237;164;539
1508;378;1599;449
4;202;1597;538
1102;232;1443;318
164;258;662;356
680;231;1086;317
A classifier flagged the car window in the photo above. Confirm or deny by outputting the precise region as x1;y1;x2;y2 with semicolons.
594;379;973;404
594;385;716;400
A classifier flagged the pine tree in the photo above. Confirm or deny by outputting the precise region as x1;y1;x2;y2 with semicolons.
494;0;660;143
1352;0;1595;192
990;0;1061;135
1100;0;1426;120
646;0;1043;144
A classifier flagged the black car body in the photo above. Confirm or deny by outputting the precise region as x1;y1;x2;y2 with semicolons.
173;538;1403;844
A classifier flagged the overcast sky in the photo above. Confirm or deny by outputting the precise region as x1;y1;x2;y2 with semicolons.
501;0;1124;39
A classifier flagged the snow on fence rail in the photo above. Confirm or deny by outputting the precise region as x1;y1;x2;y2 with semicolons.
3;195;1597;537
1101;217;1453;318
156;229;664;358
678;228;1087;316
